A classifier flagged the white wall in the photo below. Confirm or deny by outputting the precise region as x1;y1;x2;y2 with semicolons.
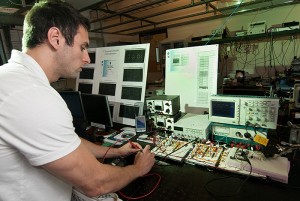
165;4;300;79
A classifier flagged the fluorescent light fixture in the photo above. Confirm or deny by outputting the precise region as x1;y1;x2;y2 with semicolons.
0;6;19;14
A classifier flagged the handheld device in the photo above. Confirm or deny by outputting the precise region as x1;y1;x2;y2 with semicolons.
135;115;146;133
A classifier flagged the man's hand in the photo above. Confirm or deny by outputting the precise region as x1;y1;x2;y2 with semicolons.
118;141;143;156
133;145;155;176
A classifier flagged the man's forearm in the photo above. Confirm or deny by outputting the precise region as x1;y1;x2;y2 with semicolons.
80;138;121;158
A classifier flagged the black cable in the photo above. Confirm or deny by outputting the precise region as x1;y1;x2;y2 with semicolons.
204;151;253;199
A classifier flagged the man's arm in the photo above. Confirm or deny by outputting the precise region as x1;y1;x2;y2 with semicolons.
41;141;155;197
80;137;142;158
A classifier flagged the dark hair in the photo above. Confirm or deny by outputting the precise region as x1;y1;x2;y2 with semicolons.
22;0;90;50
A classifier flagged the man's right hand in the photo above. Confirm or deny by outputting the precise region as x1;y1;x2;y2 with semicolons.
133;145;155;176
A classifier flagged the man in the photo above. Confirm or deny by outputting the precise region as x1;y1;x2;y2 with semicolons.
0;1;155;201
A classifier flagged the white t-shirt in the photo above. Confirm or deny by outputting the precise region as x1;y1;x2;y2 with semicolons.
0;50;81;201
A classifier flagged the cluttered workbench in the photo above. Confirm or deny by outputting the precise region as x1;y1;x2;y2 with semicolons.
97;129;300;201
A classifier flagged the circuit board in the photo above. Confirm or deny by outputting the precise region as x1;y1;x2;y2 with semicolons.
185;143;225;167
152;138;193;162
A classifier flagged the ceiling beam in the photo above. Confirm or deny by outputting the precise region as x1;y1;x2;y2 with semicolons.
0;15;24;26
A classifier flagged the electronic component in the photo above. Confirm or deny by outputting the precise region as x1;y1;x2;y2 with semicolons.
79;68;94;79
149;111;182;131
123;68;143;82
146;95;180;115
222;147;290;183
121;86;142;101
247;21;266;35
209;95;279;129
99;83;116;96
135;115;146;133
124;49;146;63
185;143;224;167
78;82;93;94
173;113;211;140
211;123;267;145
152;138;193;162
239;97;279;129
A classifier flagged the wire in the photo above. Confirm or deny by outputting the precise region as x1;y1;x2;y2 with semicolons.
205;0;243;45
118;173;161;200
101;139;121;163
204;151;253;198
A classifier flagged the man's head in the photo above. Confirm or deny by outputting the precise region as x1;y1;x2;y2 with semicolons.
21;0;91;82
22;0;90;51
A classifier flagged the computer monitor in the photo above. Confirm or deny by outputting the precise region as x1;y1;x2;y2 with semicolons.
59;91;87;135
81;93;113;131
59;91;86;120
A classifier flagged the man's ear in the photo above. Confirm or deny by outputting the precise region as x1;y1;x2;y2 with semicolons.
47;27;63;49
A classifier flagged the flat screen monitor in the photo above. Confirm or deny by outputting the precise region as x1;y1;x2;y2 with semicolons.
59;91;85;120
81;93;113;131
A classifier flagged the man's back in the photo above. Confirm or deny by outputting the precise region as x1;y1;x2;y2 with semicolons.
0;50;80;201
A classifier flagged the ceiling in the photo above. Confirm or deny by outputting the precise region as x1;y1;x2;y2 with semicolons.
0;0;299;36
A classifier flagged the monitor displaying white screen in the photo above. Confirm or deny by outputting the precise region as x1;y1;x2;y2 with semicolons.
165;44;219;113
81;93;113;131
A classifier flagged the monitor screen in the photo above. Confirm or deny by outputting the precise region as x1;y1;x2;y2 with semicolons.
123;69;143;82
78;83;93;94
99;83;116;96
79;68;94;79
211;101;235;118
81;93;113;130
119;104;140;119
121;86;142;101
59;91;85;120
124;49;146;63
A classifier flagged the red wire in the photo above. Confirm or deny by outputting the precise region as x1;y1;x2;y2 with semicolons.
101;139;122;163
101;138;162;200
118;173;162;200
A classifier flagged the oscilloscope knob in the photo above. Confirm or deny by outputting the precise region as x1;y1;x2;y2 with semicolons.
235;131;243;138
166;108;170;113
244;132;251;139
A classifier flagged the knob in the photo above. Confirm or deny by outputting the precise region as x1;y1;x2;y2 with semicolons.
235;132;243;138
244;132;251;138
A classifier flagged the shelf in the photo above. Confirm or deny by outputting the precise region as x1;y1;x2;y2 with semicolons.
188;29;300;46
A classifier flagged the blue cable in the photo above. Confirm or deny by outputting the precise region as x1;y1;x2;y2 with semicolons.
205;0;244;45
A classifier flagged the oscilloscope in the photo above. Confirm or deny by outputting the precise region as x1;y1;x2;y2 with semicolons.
209;95;279;129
